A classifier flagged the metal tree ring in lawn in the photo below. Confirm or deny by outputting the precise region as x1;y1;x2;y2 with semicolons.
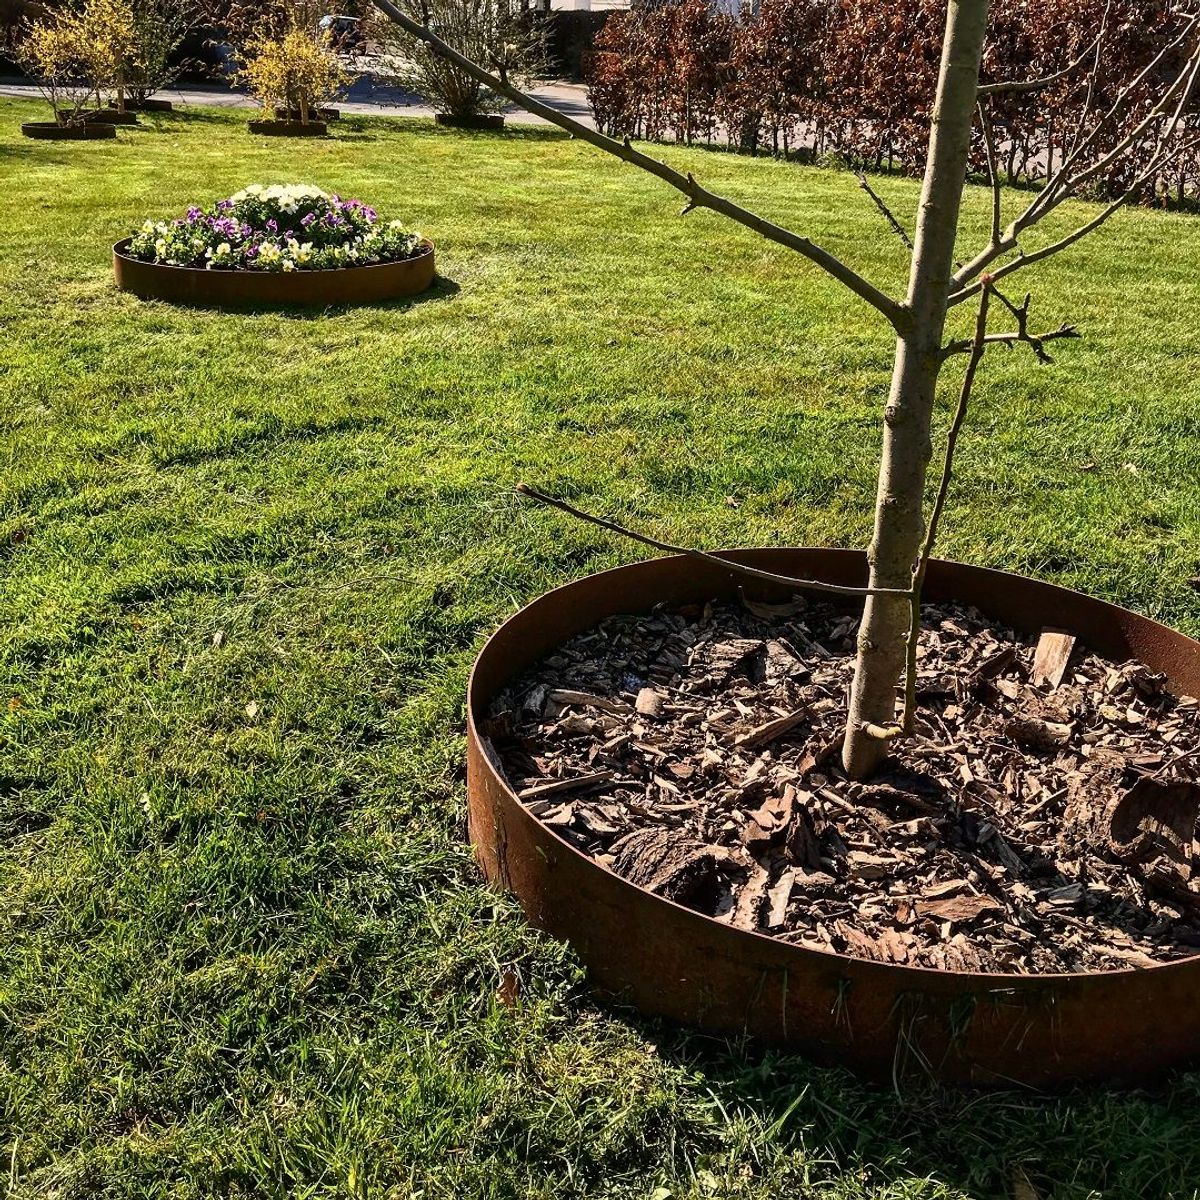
22;122;117;140
466;548;1200;1088
113;238;436;307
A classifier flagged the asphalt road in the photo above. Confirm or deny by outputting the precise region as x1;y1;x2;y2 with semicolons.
0;76;596;129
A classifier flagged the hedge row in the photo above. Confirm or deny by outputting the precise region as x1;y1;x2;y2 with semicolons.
587;0;1200;202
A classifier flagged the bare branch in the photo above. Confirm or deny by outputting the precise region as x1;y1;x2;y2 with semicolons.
368;0;909;332
977;101;1002;250
1065;0;1116;161
949;134;1200;306
952;14;1200;293
976;28;1105;97
942;289;1079;362
855;171;913;251
903;286;992;734
514;484;915;600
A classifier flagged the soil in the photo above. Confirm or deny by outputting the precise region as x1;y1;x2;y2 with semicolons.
485;593;1200;974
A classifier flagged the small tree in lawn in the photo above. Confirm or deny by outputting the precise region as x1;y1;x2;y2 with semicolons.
236;24;350;124
120;0;206;109
369;0;1200;782
367;0;546;123
15;0;127;126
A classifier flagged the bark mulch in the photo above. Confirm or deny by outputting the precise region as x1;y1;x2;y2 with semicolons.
484;593;1200;974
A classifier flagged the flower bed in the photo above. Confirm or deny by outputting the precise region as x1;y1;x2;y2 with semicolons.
126;184;425;273
116;184;436;307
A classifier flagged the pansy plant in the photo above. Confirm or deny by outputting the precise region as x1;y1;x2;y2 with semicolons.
127;184;425;272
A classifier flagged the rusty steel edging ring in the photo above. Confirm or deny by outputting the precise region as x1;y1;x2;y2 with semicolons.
112;238;436;308
466;548;1200;1088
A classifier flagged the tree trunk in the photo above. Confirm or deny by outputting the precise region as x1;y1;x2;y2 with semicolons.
842;0;991;780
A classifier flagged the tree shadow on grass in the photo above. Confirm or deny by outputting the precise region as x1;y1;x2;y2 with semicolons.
278;273;461;320
646;1023;1200;1199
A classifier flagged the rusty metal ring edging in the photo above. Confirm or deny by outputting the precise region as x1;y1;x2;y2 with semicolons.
466;548;1200;1088
113;238;436;308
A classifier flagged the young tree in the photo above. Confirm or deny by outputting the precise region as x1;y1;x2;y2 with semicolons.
120;0;205;107
235;23;350;123
14;0;128;125
367;0;546;122
368;0;1200;781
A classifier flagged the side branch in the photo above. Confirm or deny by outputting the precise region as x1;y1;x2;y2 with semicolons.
903;286;993;733
976;29;1105;96
855;171;913;251
948;134;1200;306
942;290;1078;362
368;0;909;333
514;484;914;600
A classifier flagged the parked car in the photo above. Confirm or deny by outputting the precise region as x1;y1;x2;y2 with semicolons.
319;15;366;53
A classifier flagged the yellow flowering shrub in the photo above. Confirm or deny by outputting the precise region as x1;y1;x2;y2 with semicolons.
16;0;133;125
237;27;350;123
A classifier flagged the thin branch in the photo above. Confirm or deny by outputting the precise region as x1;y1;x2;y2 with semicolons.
951;14;1200;293
903;285;992;734
368;0;909;333
976;29;1106;97
948;134;1200;306
513;484;915;600
977;101;1002;250
942;290;1079;362
1066;0;1115;161
855;171;913;251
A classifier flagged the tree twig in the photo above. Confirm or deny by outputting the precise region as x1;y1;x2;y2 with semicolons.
368;0;909;332
948;133;1200;306
951;14;1200;295
903;284;993;734
855;171;913;251
513;484;915;600
977;101;1002;249
976;29;1106;96
942;289;1078;362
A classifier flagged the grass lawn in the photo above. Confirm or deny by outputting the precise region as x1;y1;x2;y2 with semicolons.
2;97;1200;1199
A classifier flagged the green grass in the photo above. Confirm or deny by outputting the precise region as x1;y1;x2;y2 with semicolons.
2;97;1200;1199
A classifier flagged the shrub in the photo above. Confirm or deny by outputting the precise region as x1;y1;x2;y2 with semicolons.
236;26;349;122
368;0;547;120
14;0;130;126
586;0;1200;202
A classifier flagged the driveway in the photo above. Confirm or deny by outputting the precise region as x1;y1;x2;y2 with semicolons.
0;76;596;129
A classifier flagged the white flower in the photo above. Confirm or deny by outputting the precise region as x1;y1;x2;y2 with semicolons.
143;220;156;233
282;260;296;272
216;242;231;257
155;238;167;256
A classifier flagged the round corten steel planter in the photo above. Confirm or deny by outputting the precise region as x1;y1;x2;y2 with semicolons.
275;106;341;122
466;548;1200;1088
112;97;173;113
248;118;328;137
22;121;117;140
112;238;436;308
435;112;505;130
85;108;138;125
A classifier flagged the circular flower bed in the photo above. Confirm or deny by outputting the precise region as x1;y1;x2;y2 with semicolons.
126;184;425;273
116;184;436;307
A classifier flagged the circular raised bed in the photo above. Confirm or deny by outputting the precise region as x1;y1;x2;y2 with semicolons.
112;238;436;307
22;121;116;140
435;112;505;130
111;97;173;113
247;119;328;137
274;106;340;122
466;548;1200;1088
85;109;138;126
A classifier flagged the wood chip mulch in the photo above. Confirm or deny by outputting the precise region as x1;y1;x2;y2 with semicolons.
483;592;1200;975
